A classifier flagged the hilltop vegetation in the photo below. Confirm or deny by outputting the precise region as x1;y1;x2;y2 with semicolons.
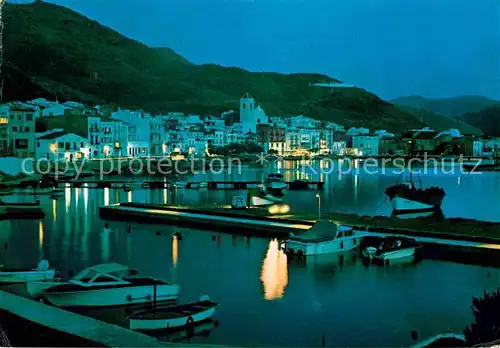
462;106;500;137
1;1;479;133
391;95;499;117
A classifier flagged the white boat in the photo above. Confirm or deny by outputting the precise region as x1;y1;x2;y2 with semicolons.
249;194;283;207
366;237;422;262
42;263;179;308
283;220;360;256
0;260;56;284
129;295;218;331
25;278;65;299
173;181;187;188
191;181;208;189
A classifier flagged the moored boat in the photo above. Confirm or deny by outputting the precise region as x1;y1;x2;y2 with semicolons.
283;220;360;256
265;173;287;192
129;295;218;331
0;260;56;284
25;278;66;299
364;236;422;262
42;263;179;308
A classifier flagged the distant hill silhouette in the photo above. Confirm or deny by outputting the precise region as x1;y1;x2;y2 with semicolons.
390;95;499;117
462;106;500;137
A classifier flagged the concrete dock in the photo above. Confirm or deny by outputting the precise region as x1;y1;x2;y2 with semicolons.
100;203;312;235
100;203;500;252
0;290;165;347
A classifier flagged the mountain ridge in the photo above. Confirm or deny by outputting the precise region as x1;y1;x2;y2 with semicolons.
390;95;500;117
0;1;479;134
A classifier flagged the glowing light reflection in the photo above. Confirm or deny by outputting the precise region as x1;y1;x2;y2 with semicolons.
261;239;288;300
104;187;109;206
172;235;178;268
65;187;71;212
128;191;132;202
52;199;57;222
38;220;44;250
163;188;168;204
83;187;89;214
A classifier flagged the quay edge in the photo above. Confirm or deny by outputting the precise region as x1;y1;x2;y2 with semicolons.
99;203;500;247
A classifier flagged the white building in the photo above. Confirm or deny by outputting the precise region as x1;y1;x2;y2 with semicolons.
41;103;70;117
352;135;380;156
36;131;89;161
288;115;316;129
347;127;370;136
239;93;268;134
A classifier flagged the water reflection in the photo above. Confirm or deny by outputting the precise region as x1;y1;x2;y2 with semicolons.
172;235;178;268
104;187;110;206
261;239;288;300
128;191;132;202
52;199;57;222
65;186;71;212
38;220;44;258
83;187;89;214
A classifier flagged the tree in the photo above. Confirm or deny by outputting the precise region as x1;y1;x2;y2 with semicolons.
464;289;500;345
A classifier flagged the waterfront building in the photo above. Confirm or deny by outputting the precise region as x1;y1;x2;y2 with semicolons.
36;131;89;161
379;136;403;155
257;124;286;155
5;102;38;158
285;131;301;154
325;122;345;132
239;93;268;134
0;106;9;155
352;135;380;157
413;131;440;154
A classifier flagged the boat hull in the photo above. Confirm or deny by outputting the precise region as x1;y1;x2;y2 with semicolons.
0;269;55;284
375;247;416;261
285;237;360;256
390;196;437;214
43;284;180;308
130;307;216;331
25;278;65;298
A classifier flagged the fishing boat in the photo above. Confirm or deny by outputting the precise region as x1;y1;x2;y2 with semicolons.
283;220;360;256
265;173;287;193
363;236;422;262
42;263;179;308
129;295;218;331
385;140;445;214
0;260;56;284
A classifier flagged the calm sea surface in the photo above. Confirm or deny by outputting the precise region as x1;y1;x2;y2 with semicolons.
2;161;500;346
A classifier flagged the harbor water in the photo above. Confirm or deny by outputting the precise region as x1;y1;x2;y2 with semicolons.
1;162;500;346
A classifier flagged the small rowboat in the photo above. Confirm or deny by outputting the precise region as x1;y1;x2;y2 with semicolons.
129;295;218;331
0;260;56;284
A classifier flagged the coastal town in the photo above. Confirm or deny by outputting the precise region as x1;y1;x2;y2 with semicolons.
0;93;499;163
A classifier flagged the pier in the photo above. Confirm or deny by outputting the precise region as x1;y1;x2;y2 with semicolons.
100;203;500;252
0;290;165;347
63;180;325;190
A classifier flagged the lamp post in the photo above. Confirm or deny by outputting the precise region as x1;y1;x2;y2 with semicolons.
315;193;321;221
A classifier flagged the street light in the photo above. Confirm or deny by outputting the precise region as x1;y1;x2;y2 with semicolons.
315;193;321;221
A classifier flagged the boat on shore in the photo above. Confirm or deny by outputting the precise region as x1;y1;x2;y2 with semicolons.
283;220;360;256
25;278;66;299
129;295;218;331
0;260;56;284
42;263;179;308
363;236;422;262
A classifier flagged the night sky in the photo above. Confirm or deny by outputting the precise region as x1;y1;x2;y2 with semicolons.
13;0;500;100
